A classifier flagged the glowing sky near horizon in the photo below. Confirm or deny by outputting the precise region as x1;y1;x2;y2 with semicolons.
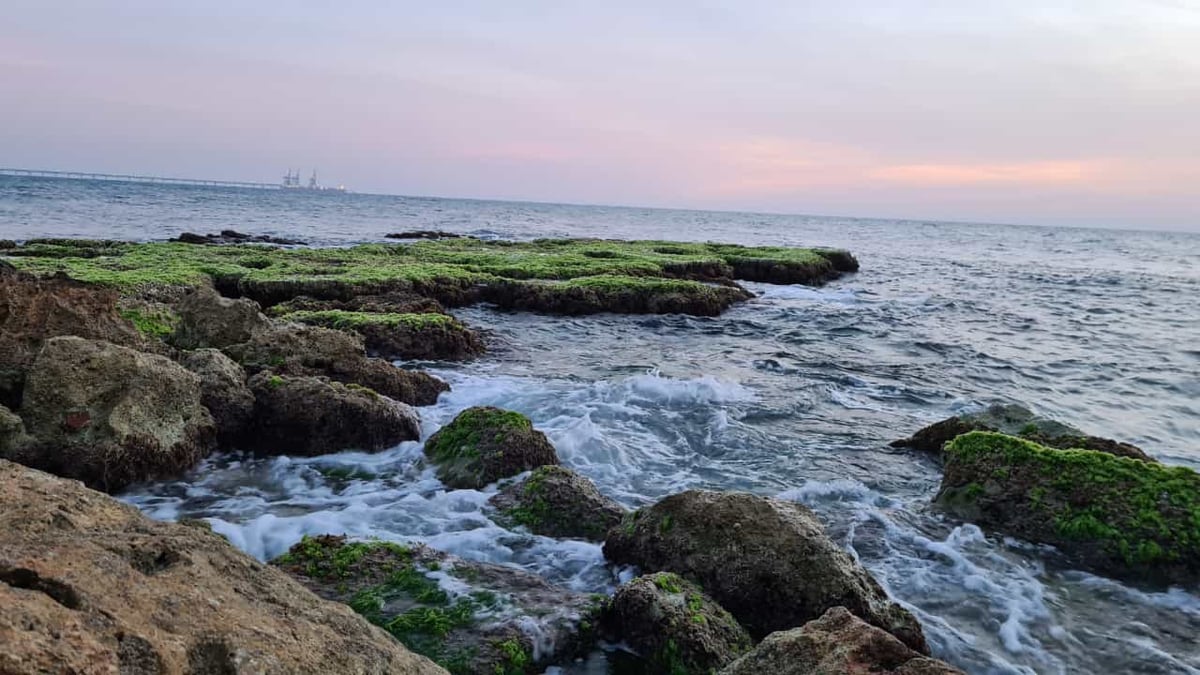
2;1;1199;230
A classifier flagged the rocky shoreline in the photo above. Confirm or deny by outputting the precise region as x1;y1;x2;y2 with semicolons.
1;235;1194;674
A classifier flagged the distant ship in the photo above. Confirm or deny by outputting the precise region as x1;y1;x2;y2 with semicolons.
282;169;347;192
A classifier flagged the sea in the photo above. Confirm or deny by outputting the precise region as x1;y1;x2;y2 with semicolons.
2;175;1199;674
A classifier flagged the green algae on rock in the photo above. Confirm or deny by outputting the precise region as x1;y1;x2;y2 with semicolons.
278;309;486;361
273;534;601;675
3;237;858;317
424;407;559;489
489;465;627;541
936;431;1200;583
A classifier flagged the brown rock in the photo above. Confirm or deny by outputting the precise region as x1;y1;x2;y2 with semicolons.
171;285;272;350
13;337;216;492
604;491;928;653
490;465;626;540
720;607;963;675
0;459;446;674
179;348;255;444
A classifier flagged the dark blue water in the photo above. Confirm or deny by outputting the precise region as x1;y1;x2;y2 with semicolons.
3;175;1199;674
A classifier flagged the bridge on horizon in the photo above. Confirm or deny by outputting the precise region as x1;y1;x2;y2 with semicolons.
0;167;280;190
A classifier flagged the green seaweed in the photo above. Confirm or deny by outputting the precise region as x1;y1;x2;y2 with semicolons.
425;408;532;463
119;307;177;338
278;309;456;330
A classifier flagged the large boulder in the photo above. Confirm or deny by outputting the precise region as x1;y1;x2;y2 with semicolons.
604;491;927;653
12;337;216;492
603;572;751;674
0;460;446;674
274;534;602;674
936;431;1200;584
328;357;449;407
0;268;144;408
246;372;420;456
720;607;963;675
171;285;272;349
892;403;1154;462
276;309;486;361
424;407;559;489
490;465;626;540
179;348;254;444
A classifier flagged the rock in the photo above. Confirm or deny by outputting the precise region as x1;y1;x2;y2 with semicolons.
603;490;928;652
481;277;752;317
223;322;449;406
13;337;216;492
891;403;1154;462
385;230;465;239
246;372;420;456
179;348;255;444
0;460;446;674
171;285;273;350
603;572;752;674
490;465;626;540
424;407;559;489
0;405;31;456
935;431;1200;584
723;249;859;285
720;607;963;675
278;309;486;361
272;292;447;317
0;268;144;408
0;239;16;249
274;534;602;674
171;230;308;245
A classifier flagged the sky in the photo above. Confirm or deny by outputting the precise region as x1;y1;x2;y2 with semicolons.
2;1;1199;231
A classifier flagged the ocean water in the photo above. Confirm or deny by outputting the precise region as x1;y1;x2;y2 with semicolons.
3;175;1199;674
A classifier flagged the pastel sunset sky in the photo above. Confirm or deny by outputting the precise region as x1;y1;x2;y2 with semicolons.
3;1;1198;230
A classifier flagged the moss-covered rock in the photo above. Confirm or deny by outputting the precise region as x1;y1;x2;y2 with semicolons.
489;465;626;540
279;309;485;361
424;407;559;490
170;285;272;350
246;372;420;456
272;534;602;674
936;431;1200;583
481;276;752;316
719;607;963;675
12;336;216;492
178;348;254;445
892;403;1154;462
603;491;927;653
603;572;752;674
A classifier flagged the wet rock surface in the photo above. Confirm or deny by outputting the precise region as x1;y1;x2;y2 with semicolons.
720;607;963;675
604;490;928;652
0;460;445;675
385;230;466;240
936;431;1200;584
246;372;420;456
603;572;752;674
274;534;602;674
171;229;308;245
490;465;626;540
424;407;560;489
179;348;255;445
481;277;752;317
12;336;216;492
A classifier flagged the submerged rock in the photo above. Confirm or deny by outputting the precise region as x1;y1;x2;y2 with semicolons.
13;336;215;492
424;407;560;489
172;229;308;245
891;403;1154;462
171;285;272;350
280;309;486;361
274;534;602;674
385;230;465;240
720;607;963;675
935;431;1200;584
0;267;144;408
179;348;255;444
604;572;752;674
604;490;928;652
490;465;626;540
246;372;420;456
0;460;444;674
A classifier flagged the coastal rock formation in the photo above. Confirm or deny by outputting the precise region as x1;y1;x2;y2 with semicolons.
424;407;560;489
0;404;30;456
0;460;445;675
272;292;447;317
481;277;752;317
490;465;626;540
0;267;143;408
172;285;272;350
179;348;255;444
280;309;486;361
246;372;420;456
385;230;465;240
274;534;601;674
892;403;1154;462
936;431;1200;583
171;229;308;245
603;572;752;674
720;607;963;675
13;336;215;492
603;490;928;653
